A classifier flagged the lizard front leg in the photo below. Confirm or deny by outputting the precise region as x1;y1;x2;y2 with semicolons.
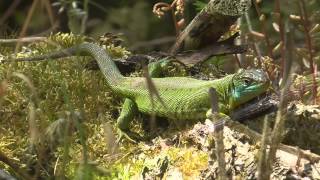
148;58;171;78
116;59;171;143
116;98;142;143
147;58;187;78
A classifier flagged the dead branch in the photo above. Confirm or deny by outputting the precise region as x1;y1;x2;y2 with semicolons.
0;37;46;44
170;0;251;54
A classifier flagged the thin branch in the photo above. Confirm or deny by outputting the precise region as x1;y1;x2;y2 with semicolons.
252;1;274;58
274;0;286;79
0;0;21;26
257;116;271;180
0;37;46;44
43;0;55;26
298;0;317;104
208;88;226;180
264;20;293;179
244;12;262;61
81;0;89;34
15;0;39;52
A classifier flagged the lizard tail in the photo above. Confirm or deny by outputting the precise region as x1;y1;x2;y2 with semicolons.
76;43;124;86
7;43;124;88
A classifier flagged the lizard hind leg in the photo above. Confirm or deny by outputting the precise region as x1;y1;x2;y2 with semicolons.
116;98;143;143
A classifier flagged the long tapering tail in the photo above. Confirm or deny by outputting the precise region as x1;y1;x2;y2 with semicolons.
5;43;124;87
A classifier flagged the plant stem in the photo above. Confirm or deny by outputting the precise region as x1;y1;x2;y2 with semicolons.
298;0;318;104
253;1;273;58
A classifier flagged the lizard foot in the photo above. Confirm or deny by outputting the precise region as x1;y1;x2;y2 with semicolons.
117;129;144;143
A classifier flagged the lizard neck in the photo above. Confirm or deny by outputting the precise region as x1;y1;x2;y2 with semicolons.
211;74;234;109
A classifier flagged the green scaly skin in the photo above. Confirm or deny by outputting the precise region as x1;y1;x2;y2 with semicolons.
7;43;270;142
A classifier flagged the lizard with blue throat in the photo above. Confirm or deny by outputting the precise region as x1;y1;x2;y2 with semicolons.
5;42;270;142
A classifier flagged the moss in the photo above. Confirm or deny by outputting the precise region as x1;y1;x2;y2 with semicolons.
0;35;125;178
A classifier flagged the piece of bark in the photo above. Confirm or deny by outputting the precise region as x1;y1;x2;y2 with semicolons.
122;34;247;67
230;94;279;122
174;32;248;65
175;44;247;65
170;0;252;54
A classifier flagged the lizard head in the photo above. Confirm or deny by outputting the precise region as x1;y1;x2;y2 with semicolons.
229;69;270;109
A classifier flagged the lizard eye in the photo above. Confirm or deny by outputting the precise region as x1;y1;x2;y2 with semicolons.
243;78;251;85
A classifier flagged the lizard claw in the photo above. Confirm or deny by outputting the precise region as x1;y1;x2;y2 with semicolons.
116;129;143;143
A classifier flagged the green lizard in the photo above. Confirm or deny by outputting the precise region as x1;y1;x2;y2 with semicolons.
7;43;270;142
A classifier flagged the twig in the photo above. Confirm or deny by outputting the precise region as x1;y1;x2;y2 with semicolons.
257;115;271;180
0;37;46;44
43;0;55;27
141;62;168;135
274;0;286;79
208;88;226;180
235;17;245;68
81;0;89;34
281;21;294;88
264;19;291;179
0;0;21;26
1;48;76;64
15;0;39;52
234;54;241;68
298;0;317;104
244;12;262;62
252;0;273;58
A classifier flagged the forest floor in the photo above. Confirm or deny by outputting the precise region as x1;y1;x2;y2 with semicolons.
0;40;320;179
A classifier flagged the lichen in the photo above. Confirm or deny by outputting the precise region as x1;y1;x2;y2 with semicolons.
206;0;252;16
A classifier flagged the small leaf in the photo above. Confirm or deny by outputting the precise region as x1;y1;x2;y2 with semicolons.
272;22;280;32
289;14;302;23
58;7;65;14
310;24;320;34
51;2;61;7
250;31;265;39
272;41;283;54
259;14;266;22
